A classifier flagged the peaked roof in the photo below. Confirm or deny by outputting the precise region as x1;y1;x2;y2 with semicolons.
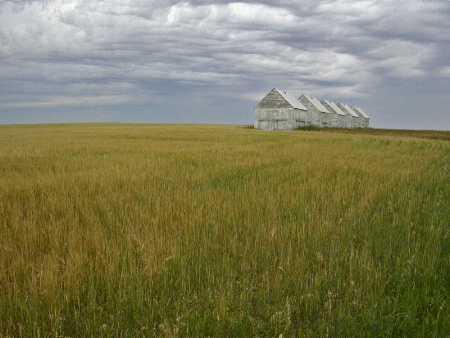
275;89;308;110
339;103;359;117
322;100;346;116
351;105;370;118
300;94;330;113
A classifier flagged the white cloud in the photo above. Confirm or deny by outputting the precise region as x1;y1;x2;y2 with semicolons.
0;0;449;128
366;40;437;78
163;2;297;28
0;95;130;109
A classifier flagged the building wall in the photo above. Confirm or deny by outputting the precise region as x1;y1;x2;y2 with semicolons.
353;110;365;128
256;89;292;109
298;95;331;127
358;116;366;128
353;113;368;128
353;114;363;128
351;106;370;128
254;108;307;130
254;90;370;130
321;101;345;128
337;103;358;128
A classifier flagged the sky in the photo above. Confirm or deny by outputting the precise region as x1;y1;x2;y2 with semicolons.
1;0;449;129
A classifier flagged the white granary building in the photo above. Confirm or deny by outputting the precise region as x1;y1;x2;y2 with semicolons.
254;88;369;130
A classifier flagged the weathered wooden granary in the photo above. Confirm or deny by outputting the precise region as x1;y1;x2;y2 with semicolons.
298;94;331;127
254;88;308;130
254;88;370;130
351;106;370;128
321;100;348;128
338;103;360;128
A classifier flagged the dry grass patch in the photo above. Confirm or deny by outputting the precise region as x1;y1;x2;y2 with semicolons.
1;124;449;336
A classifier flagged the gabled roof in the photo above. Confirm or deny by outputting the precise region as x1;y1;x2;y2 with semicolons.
339;103;359;117
351;105;370;118
255;88;308;110
275;89;308;110
301;94;329;113
322;100;346;116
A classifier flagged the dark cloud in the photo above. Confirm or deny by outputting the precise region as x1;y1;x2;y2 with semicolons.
0;0;449;129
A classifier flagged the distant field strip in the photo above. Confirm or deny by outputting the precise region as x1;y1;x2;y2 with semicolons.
301;126;450;141
0;124;449;336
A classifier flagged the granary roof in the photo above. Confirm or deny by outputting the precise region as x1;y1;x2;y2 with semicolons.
351;106;370;119
340;103;359;117
301;94;330;113
275;89;308;110
255;88;308;110
322;100;346;116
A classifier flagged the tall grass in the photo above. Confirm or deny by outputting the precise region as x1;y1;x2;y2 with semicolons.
0;124;449;336
303;126;450;141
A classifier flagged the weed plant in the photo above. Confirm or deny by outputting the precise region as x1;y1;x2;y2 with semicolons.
0;124;449;336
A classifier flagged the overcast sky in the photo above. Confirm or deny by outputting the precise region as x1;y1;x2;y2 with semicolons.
1;0;449;129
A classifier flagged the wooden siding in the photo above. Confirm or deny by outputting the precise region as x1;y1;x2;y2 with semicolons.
255;88;293;109
254;89;370;131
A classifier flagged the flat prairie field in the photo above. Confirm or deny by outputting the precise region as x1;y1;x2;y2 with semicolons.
0;124;449;337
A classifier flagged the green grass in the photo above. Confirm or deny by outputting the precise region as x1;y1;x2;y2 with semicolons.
1;124;449;336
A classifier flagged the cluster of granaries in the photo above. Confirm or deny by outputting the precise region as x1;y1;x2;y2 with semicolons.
254;88;369;130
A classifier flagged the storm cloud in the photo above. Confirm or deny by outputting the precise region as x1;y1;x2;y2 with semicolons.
1;0;449;128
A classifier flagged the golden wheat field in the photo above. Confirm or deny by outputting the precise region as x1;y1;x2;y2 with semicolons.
0;124;449;337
